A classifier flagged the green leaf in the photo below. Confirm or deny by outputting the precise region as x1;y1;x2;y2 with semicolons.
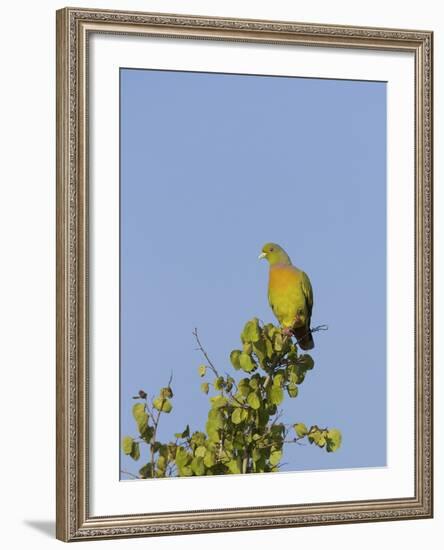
269;449;282;466
326;429;342;452
195;445;207;458
122;436;134;455
237;378;251;397
287;345;298;360
191;456;206;476
174;424;190;439
257;407;269;428
287;383;299;398
153;397;173;413
198;364;207;377
210;395;228;409
206;410;223;442
191;431;206;447
270;424;285;440
178;465;193;476
231;407;244;424
298;354;314;370
200;382;210;394
252;448;264;463
252;340;267;365
269;386;284;406
140;425;154;443
288;369;298;384
265;324;279;340
243;342;253;354
242;318;261;343
160;386;173;399
175;447;190;468
265;337;274;359
227;458;241;474
274;332;283;352
225;376;234;392
230;350;242;370
207;408;224;427
206;426;219;443
239;352;255;372
130;441;140;460
214;376;225;390
167;443;178;459
273;372;285;387
253;457;266;473
203;450;216;468
308;428;327;447
158;444;169;458
132;403;148;433
294;423;308;438
139;463;154;478
247;391;261;410
157;455;166;473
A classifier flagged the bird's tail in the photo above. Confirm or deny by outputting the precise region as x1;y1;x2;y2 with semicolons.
293;326;314;350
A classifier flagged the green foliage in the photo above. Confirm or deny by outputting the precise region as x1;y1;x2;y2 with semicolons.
153;397;172;413
132;403;148;433
269;386;284;406
326;429;342;452
230;350;242;370
160;386;173;399
174;424;190;439
231;407;247;424
131;441;140;460
122;436;133;455
122;436;140;460
241;318;261;343
247;391;261;410
269;449;282;466
122;318;341;478
294;423;308;438
239;352;256;373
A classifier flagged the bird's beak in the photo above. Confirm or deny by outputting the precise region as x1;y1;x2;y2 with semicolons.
258;252;267;260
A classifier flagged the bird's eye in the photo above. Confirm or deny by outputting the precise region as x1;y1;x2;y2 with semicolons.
270;248;274;252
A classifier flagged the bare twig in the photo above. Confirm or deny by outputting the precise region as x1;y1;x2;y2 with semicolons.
312;324;329;333
292;324;328;348
143;396;153;419
284;438;307;446
149;374;174;478
192;328;220;377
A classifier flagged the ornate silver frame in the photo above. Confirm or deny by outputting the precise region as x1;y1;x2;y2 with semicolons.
56;7;433;541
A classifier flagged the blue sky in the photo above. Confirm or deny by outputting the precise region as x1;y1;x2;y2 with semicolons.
120;68;387;479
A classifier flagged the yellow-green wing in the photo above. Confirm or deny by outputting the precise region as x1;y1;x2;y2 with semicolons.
301;271;313;322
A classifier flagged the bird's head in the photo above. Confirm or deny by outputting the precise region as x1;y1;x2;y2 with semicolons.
258;243;292;266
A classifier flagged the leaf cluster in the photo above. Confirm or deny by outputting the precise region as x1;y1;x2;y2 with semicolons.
122;318;341;478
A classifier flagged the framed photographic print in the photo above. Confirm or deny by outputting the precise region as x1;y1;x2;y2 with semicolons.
56;7;433;542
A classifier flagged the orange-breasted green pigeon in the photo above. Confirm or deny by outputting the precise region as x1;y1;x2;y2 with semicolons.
259;243;314;350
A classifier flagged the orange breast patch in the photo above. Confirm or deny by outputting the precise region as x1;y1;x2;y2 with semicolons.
269;265;300;291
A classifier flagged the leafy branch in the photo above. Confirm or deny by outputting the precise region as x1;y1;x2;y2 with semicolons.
122;318;341;478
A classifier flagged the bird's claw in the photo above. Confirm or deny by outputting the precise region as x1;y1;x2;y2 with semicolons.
281;327;293;337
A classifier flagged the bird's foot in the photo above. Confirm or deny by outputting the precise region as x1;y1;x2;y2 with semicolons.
281;327;293;338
